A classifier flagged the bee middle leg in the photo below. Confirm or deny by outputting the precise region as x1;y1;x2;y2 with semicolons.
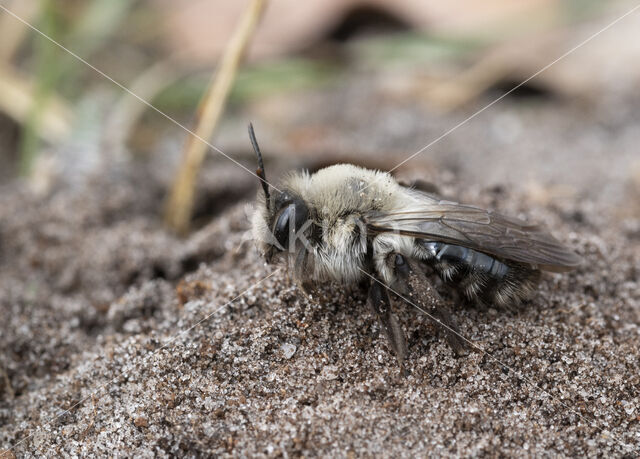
392;254;469;356
367;277;408;370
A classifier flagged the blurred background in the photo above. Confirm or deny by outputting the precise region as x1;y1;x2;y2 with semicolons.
0;0;639;199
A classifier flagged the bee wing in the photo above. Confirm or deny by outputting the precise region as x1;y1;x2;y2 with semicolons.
364;199;582;272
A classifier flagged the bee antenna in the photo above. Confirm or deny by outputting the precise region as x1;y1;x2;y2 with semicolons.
248;122;271;209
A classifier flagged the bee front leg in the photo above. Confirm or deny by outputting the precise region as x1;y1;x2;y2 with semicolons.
393;254;469;356
367;277;408;371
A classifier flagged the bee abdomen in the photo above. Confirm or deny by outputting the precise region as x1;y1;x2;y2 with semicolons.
417;241;540;309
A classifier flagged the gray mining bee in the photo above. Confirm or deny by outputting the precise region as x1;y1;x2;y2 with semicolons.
249;124;582;366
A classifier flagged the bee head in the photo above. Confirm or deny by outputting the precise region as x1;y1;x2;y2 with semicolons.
249;124;309;263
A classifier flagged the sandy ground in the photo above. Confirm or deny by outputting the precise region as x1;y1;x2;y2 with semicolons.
1;79;639;457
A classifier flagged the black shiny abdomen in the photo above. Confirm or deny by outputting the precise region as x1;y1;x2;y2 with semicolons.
417;240;540;308
420;241;509;280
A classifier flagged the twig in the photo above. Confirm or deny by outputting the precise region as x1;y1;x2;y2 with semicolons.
164;0;266;234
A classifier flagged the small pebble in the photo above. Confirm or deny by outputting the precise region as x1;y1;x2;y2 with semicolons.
281;343;297;359
133;417;148;428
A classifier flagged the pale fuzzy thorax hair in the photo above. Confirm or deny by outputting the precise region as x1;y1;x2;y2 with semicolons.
283;164;404;214
251;164;416;285
252;164;404;252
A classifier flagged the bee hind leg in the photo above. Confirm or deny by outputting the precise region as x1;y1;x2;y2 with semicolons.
367;277;408;372
393;254;469;356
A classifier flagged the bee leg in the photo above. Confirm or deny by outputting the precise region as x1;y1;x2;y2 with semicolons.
394;254;469;356
367;278;408;372
293;247;320;299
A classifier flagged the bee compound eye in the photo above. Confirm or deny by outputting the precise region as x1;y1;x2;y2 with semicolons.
292;199;309;235
395;254;405;266
273;204;294;250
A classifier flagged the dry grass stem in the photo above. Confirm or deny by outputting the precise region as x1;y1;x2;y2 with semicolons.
164;0;266;234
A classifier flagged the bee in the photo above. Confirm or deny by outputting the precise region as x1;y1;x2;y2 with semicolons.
249;124;582;366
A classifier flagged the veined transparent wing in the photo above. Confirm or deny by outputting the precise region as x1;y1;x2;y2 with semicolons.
365;200;582;272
